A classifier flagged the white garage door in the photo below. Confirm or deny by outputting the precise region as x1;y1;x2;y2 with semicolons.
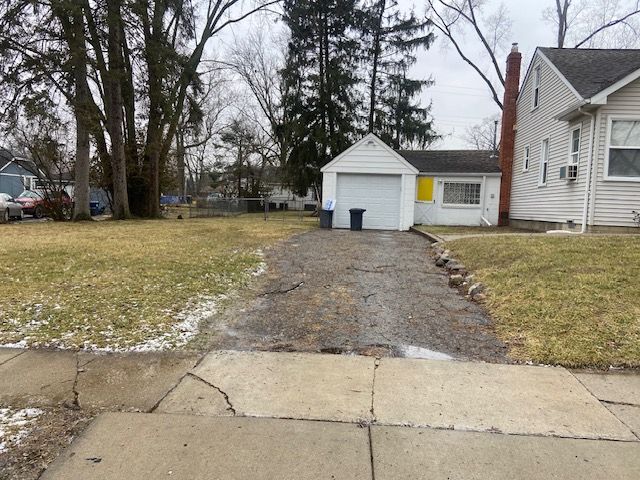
335;173;401;230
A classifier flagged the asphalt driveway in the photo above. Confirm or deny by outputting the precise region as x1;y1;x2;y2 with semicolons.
202;229;507;362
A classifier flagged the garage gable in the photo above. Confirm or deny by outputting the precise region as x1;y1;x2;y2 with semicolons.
321;133;418;175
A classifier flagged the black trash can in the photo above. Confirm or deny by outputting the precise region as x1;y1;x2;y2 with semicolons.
349;208;366;231
319;209;333;229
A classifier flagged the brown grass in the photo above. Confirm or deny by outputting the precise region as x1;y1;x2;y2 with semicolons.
445;235;640;367
0;216;313;349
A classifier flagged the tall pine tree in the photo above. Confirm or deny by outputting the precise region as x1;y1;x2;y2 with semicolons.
281;0;361;196
363;0;437;148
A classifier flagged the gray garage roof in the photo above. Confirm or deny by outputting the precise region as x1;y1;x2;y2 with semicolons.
397;150;500;174
539;47;640;99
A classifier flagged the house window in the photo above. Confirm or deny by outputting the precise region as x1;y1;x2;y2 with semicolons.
442;182;481;205
607;120;640;178
539;138;549;186
568;127;580;178
416;177;434;202
532;66;541;109
523;145;530;171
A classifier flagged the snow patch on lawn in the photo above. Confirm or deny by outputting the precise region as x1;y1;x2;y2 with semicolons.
1;250;269;353
0;408;43;453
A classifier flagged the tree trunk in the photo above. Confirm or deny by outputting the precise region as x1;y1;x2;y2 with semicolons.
56;0;92;220
106;0;130;219
176;129;186;200
368;0;386;133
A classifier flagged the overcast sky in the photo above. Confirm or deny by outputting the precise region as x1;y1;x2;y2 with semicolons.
405;0;557;149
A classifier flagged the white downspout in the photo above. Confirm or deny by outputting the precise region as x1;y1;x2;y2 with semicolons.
480;175;491;226
580;108;596;233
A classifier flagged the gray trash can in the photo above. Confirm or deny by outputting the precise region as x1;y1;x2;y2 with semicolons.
319;209;333;229
349;208;366;231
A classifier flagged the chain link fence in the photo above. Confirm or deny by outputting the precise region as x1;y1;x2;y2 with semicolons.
162;197;319;224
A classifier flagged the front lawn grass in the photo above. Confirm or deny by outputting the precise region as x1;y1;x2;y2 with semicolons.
0;216;312;350
415;225;533;236
445;235;640;367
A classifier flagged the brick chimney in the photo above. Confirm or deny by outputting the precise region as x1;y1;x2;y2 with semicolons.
498;43;522;226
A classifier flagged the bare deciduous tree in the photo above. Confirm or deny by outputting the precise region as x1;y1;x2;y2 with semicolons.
544;0;640;48
427;0;512;110
464;114;500;150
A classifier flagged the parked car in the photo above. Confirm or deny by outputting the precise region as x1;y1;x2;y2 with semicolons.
15;189;73;219
0;193;23;223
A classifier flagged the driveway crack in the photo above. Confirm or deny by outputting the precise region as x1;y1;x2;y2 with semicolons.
69;353;82;410
0;349;25;366
370;358;380;423
262;282;304;296
187;372;236;415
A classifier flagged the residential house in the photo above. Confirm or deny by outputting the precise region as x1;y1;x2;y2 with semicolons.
0;147;39;197
499;45;640;231
321;133;501;230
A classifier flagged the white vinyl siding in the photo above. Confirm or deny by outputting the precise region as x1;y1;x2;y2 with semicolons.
414;175;500;226
592;77;640;227
511;54;588;224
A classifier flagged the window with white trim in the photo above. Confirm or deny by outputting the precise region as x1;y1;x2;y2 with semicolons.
539;138;549;186
442;182;481;205
532;66;541;109
608;120;640;178
523;145;530;171
568;127;580;179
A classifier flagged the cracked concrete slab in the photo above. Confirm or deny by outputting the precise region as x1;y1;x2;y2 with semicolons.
0;350;76;405
574;372;640;406
605;404;640;438
76;352;198;411
155;374;233;416
180;350;376;422
41;412;372;480
372;426;640;479
0;347;23;365
374;358;636;440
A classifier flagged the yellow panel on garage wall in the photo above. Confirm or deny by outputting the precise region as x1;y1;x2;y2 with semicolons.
416;176;434;201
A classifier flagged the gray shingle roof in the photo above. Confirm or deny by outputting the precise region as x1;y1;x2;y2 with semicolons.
397;150;500;174
0;147;14;170
539;47;640;99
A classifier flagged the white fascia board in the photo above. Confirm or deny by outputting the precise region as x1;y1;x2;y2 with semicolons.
590;67;640;104
418;172;501;177
321;133;419;174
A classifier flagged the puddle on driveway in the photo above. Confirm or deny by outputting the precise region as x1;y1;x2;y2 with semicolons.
396;345;453;360
317;344;454;360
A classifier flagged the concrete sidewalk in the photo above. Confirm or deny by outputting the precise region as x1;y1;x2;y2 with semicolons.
5;350;640;480
3;349;639;479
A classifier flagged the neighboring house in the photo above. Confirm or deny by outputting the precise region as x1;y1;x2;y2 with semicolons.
0;147;39;197
499;45;640;231
321;133;501;230
267;183;317;211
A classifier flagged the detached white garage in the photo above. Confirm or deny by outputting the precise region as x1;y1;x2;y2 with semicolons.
321;134;418;231
321;133;502;230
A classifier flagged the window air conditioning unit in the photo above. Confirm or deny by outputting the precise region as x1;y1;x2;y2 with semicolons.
559;165;578;181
